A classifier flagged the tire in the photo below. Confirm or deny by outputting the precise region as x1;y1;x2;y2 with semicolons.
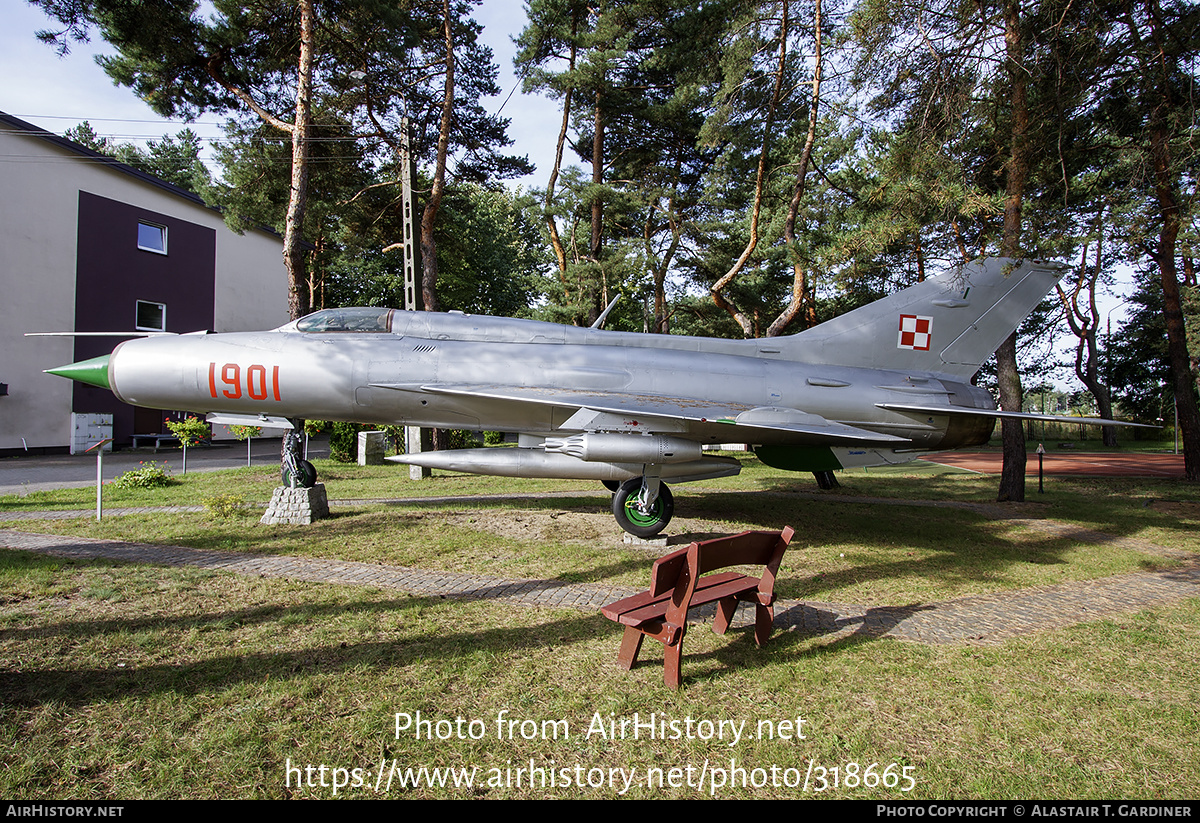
612;478;674;538
283;459;318;488
602;479;620;493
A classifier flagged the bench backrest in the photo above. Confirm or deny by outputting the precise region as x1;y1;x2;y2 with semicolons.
648;527;794;601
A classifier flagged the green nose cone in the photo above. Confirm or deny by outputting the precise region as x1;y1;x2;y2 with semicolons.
46;355;111;390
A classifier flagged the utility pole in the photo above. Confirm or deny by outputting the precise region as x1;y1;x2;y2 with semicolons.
399;117;431;479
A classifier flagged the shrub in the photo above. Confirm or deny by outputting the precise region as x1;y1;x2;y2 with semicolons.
112;462;173;489
165;416;210;446
228;424;262;440
203;494;249;519
441;429;479;449
329;421;365;462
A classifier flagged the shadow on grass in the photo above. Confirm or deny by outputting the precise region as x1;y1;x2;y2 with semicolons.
1;596;913;707
0;594;604;709
3;481;1144;605
1;550;939;705
0;582;434;642
668;490;1088;596
5;470;1192;686
613;601;934;686
371;492;613;511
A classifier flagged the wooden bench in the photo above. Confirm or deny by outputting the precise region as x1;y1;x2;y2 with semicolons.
600;527;794;688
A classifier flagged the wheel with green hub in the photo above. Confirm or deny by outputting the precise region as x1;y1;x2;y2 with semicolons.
612;478;674;538
282;459;318;489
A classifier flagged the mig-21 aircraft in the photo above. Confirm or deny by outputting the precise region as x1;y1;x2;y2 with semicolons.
44;257;1137;536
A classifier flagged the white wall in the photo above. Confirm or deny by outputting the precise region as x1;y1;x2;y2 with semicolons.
212;228;291;333
0;121;288;451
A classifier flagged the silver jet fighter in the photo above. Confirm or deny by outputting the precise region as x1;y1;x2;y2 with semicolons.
46;257;1126;536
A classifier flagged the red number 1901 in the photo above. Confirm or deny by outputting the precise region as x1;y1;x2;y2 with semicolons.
208;362;281;401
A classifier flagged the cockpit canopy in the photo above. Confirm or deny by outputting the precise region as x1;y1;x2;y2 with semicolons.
294;307;394;333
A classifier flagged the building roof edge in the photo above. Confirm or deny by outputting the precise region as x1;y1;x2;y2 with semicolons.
0;110;213;207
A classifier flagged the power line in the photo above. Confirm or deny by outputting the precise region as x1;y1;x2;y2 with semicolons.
8;113;365;142
10;113;227;126
1;127;368;145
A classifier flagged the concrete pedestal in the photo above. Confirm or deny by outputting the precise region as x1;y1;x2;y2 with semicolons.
358;430;386;465
261;483;329;525
622;533;669;547
406;426;432;479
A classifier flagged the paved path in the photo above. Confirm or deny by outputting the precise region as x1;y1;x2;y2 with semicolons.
0;530;633;612
2;493;1197;645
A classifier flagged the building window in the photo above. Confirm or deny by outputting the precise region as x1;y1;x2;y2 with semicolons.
136;300;166;332
137;221;168;254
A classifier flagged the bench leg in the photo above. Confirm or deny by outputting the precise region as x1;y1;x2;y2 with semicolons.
754;604;774;646
616;627;645;670
713;596;738;635
663;632;685;689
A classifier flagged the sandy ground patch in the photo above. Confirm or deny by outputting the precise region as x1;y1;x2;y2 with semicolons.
438;508;740;548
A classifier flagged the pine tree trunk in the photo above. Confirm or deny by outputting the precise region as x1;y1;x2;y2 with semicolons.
282;0;314;320
1149;126;1200;479
711;0;790;338
545;80;573;277
1134;0;1200;480
420;0;455;314
996;0;1029;502
771;0;822;337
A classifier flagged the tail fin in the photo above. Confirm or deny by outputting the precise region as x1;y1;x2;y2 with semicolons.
780;257;1067;380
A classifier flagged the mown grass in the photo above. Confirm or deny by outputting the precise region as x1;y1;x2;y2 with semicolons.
4;455;1194;604
0;460;598;512
1;455;1198;798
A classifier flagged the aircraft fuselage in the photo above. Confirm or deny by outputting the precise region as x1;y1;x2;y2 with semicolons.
51;258;1093;535
105;310;996;453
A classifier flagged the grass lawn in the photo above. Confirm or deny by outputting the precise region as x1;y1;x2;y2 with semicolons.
1;454;1197;799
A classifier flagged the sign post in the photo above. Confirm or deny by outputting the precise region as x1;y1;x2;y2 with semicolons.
1036;442;1046;494
85;438;114;521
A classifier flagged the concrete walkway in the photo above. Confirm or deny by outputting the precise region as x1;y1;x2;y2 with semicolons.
2;493;1197;645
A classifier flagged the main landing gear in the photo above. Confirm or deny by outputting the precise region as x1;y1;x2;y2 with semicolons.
609;476;675;538
281;428;317;488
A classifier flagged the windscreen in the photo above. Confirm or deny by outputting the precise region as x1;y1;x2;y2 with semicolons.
295;308;393;333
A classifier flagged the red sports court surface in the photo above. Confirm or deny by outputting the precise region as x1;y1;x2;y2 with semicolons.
922;450;1185;477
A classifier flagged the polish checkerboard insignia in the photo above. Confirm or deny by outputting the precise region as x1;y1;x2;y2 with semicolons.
897;314;933;350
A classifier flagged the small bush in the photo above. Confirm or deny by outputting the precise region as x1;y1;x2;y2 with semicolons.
441;429;479;449
203;494;249;519
165;416;210;446
329;422;365;463
483;431;506;446
112;462;173;490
